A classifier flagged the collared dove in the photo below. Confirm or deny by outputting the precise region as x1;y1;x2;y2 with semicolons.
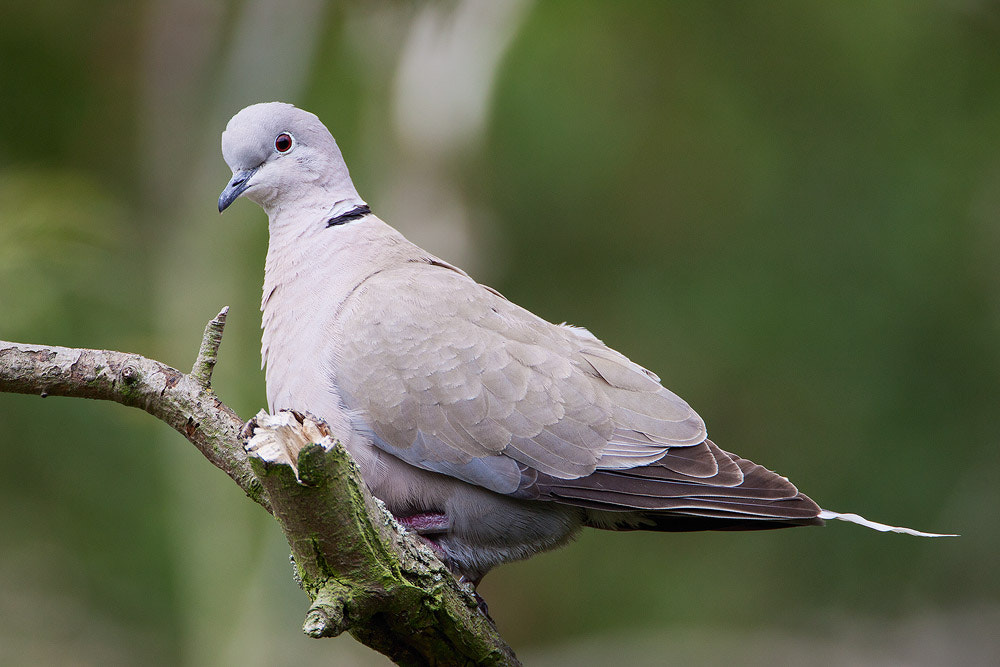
218;102;952;584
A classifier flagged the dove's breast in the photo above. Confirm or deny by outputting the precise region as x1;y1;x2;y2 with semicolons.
258;214;586;567
260;216;417;480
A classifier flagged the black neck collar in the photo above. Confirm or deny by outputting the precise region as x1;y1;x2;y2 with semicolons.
326;204;371;228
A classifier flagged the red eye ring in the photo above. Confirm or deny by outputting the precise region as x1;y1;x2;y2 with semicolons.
275;133;293;152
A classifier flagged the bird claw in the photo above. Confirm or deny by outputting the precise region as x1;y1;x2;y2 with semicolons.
240;415;258;441
456;581;493;621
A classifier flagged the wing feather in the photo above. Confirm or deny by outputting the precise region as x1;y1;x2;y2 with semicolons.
337;264;714;492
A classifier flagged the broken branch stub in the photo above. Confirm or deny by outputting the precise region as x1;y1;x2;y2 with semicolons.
244;410;521;666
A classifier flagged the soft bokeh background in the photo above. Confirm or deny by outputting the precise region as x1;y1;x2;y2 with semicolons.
1;1;997;665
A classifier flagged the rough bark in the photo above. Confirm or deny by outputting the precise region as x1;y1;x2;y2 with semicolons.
0;308;520;666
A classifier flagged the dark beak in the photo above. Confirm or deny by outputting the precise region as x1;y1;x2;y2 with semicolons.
218;167;258;212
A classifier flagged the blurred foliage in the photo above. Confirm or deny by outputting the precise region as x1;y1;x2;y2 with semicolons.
1;1;998;665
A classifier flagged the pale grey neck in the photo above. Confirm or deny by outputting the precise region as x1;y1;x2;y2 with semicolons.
259;165;365;224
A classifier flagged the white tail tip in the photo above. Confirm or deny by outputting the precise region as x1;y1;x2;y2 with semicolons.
818;510;958;538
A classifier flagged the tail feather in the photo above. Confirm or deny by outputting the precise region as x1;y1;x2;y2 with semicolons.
818;509;958;537
536;437;957;538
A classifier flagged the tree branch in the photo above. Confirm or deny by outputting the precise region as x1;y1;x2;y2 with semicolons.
0;309;266;510
250;411;519;665
0;310;520;665
191;306;228;389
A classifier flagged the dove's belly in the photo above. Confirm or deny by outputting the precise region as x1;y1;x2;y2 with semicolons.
364;444;585;581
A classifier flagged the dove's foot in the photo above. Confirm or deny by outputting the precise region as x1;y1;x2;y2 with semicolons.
396;512;453;564
456;580;492;620
474;591;492;620
396;512;450;534
394;512;492;615
240;415;259;441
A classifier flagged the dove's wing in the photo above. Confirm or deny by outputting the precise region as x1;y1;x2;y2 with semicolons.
336;260;710;496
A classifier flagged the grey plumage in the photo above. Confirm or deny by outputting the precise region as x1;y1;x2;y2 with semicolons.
219;102;951;583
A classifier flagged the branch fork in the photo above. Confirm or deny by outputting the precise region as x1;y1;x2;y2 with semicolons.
0;308;520;666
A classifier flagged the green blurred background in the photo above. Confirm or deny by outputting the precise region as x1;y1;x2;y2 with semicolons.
1;1;997;665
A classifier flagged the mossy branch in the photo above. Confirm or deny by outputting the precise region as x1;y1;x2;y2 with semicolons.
0;310;520;666
250;411;519;665
191;306;228;388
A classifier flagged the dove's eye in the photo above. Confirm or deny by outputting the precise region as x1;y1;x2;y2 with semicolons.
274;133;293;153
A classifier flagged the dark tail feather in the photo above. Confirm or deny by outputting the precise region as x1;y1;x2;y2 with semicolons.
538;440;955;536
537;439;824;532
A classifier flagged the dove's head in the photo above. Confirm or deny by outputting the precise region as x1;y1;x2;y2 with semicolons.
218;102;362;216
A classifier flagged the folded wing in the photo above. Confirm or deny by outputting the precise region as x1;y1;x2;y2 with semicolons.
337;263;820;526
